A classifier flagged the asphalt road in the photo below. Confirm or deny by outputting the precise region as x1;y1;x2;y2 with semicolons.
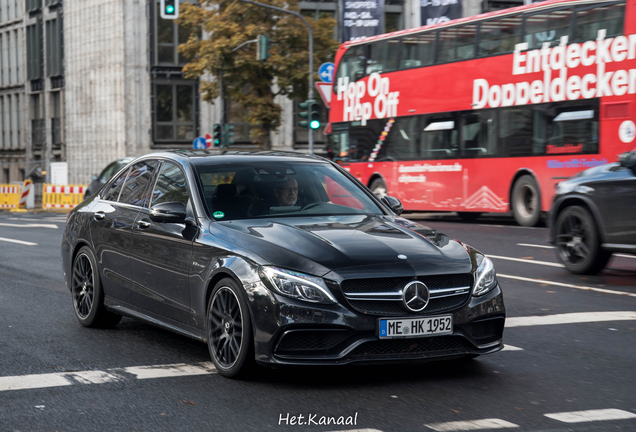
1;211;635;432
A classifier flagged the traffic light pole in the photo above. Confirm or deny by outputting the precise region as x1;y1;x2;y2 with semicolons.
240;0;314;154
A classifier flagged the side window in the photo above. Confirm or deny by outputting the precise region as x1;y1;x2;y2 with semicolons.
437;24;477;63
400;32;436;69
524;8;573;49
118;160;160;207
499;107;535;157
574;3;624;42
478;16;522;57
335;45;366;85
102;167;131;201
151;162;190;207
461;110;498;158
420;116;459;159
366;40;399;74
387;116;419;160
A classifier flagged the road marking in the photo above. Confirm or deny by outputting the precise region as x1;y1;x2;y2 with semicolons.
545;409;636;423
0;223;58;229
517;243;555;249
0;362;217;393
498;274;636;298
507;311;636;328
502;345;523;351
425;418;519;431
0;236;37;246
479;224;543;230
487;255;564;268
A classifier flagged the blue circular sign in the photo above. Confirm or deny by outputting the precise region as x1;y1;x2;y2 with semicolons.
193;137;206;149
318;62;335;84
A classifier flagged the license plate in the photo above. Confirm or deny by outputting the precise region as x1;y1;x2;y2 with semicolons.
378;315;453;339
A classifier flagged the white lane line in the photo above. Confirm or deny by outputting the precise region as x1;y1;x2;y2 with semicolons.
327;430;381;432
0;223;58;229
425;418;519;431
507;311;636;328
545;409;636;423
0;362;217;392
502;345;523;351
487;255;564;268
517;243;555;249
498;274;636;298
0;236;37;246
479;224;543;230
517;243;635;260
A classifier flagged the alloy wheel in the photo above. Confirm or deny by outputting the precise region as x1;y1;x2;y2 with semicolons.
209;287;244;369
556;213;590;265
72;253;94;319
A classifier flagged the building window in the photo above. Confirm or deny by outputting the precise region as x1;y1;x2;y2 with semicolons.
27;20;43;80
153;81;197;143
45;16;62;76
153;2;189;66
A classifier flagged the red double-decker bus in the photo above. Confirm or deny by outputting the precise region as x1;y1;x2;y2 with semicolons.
327;0;636;226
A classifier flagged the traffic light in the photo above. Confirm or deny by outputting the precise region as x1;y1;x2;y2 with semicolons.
224;124;235;147
160;0;179;19
256;35;270;61
213;124;222;147
299;100;320;129
309;100;321;130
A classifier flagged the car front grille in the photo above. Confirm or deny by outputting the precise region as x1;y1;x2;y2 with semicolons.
275;330;352;354
462;317;505;344
340;274;472;317
346;336;474;359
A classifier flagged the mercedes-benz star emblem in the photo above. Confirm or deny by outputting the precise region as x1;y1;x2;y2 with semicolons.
402;281;430;312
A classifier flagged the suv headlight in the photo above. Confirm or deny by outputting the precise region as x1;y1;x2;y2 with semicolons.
259;266;337;304
473;255;496;296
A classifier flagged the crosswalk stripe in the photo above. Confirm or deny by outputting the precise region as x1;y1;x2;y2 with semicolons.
487;255;564;267
545;409;636;423
507;311;636;327
498;274;636;298
0;223;58;229
0;236;37;246
425;418;519;431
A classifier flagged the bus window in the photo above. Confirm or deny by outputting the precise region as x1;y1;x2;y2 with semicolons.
420;116;459;159
574;2;625;42
400;32;436;69
335;45;366;84
437;24;477;63
499;107;535;157
546;104;599;154
478;16;522;57
387;116;419;160
524;8;573;49
366;39;400;74
461;110;497;158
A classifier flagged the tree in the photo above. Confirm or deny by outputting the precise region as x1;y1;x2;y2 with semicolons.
178;0;339;148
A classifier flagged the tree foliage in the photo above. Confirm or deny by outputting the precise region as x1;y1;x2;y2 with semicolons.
178;0;339;148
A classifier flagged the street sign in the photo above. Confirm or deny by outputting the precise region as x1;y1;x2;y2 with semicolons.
193;136;207;149
315;82;332;108
318;62;334;83
205;133;213;149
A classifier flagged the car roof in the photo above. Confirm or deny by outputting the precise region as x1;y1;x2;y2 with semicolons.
159;150;330;166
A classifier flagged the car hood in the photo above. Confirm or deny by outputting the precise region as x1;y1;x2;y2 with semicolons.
208;214;472;277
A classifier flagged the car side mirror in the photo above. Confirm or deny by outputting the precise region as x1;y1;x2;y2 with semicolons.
149;202;187;223
381;196;403;215
91;174;99;181
619;151;636;169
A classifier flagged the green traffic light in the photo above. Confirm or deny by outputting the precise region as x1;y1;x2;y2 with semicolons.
309;120;320;130
166;5;174;13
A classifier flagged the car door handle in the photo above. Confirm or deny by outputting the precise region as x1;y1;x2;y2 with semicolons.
94;211;105;221
137;220;151;229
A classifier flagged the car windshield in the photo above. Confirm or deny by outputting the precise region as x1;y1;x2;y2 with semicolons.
194;161;384;220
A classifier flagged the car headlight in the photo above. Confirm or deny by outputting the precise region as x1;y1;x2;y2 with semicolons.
473;255;496;296
259;266;337;304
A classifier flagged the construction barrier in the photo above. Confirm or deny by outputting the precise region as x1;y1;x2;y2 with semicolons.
43;184;87;210
0;184;20;209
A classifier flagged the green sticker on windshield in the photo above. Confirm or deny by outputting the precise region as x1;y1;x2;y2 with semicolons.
213;211;225;219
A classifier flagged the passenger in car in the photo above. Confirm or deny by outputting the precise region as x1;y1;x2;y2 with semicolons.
274;178;299;207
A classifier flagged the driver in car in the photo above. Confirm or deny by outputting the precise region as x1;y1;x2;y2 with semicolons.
274;178;299;206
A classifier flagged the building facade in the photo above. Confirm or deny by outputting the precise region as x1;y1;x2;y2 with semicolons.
0;0;525;186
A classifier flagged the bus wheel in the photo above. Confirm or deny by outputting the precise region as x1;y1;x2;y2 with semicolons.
370;178;387;199
512;175;541;227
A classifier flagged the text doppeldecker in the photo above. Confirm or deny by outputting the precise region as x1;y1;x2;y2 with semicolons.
473;30;636;109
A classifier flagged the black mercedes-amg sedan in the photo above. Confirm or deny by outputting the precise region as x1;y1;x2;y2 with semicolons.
62;151;505;377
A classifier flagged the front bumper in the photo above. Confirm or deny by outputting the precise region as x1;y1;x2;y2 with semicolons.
250;282;505;366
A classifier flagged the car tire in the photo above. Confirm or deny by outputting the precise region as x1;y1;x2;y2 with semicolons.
370;178;388;199
512;175;542;227
555;205;612;274
71;246;122;328
457;212;481;222
207;278;255;378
